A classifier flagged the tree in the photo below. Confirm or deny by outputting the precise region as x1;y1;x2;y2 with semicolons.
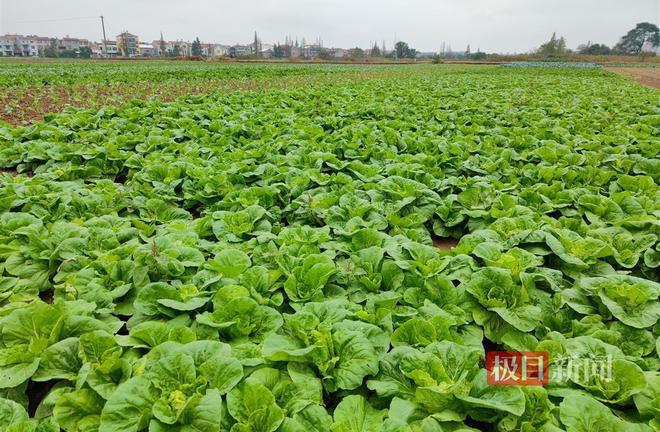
191;37;202;56
394;41;408;59
60;50;78;58
539;32;557;54
318;48;334;60
577;42;611;55
253;31;261;57
370;42;381;57
470;51;487;60
614;22;659;55
394;41;417;59
350;47;365;58
44;39;59;58
538;32;567;56
272;43;286;59
557;36;567;53
465;44;471;56
78;46;92;58
159;32;166;57
172;44;181;57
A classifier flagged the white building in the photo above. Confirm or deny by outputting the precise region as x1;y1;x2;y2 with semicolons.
332;48;348;58
0;34;39;56
151;40;191;57
58;37;90;53
210;44;230;57
32;36;52;55
0;35;14;56
139;43;155;56
199;43;230;57
101;41;119;57
230;44;253;57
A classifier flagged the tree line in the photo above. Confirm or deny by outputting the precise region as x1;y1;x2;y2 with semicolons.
538;22;659;57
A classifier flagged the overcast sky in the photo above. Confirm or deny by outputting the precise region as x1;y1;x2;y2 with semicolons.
0;0;658;53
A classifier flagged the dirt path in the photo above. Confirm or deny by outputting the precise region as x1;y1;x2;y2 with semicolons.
606;67;660;89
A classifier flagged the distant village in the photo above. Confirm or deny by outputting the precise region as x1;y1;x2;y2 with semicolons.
2;24;657;61
0;31;441;60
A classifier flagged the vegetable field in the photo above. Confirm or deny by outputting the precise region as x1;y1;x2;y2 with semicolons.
0;63;659;431
0;61;438;126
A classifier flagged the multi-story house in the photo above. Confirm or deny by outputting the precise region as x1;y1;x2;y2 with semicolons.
199;43;229;57
261;48;274;58
209;44;231;57
21;38;40;56
301;44;322;59
101;40;119;57
176;41;191;56
0;34;38;56
116;32;140;57
151;40;165;56
0;34;58;57
331;48;348;58
229;44;253;57
289;46;302;58
0;35;15;56
91;42;104;57
58;37;90;53
138;43;155;56
32;36;52;56
152;40;191;57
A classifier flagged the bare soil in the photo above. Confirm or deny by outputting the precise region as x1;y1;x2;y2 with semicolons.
432;237;459;251
606;67;660;90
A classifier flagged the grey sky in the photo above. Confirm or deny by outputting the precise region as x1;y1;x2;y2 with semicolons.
1;0;658;53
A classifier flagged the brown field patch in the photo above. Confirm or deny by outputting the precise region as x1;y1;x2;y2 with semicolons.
432;237;460;251
606;67;660;90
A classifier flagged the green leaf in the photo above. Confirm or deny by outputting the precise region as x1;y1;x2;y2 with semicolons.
0;397;28;428
579;276;660;328
99;377;159;432
53;388;104;432
210;249;252;278
33;337;82;382
457;371;525;417
198;355;243;394
148;351;197;391
227;381;284;432
0;348;40;389
560;395;652;432
179;389;223;432
280;405;332;432
329;327;379;391
331;395;386;432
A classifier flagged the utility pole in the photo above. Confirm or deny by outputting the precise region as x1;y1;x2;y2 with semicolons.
100;15;108;58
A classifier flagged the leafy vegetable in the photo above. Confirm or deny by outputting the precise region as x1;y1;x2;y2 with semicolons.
0;64;657;431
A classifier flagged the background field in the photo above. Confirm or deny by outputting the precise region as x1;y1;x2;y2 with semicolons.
0;59;657;126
